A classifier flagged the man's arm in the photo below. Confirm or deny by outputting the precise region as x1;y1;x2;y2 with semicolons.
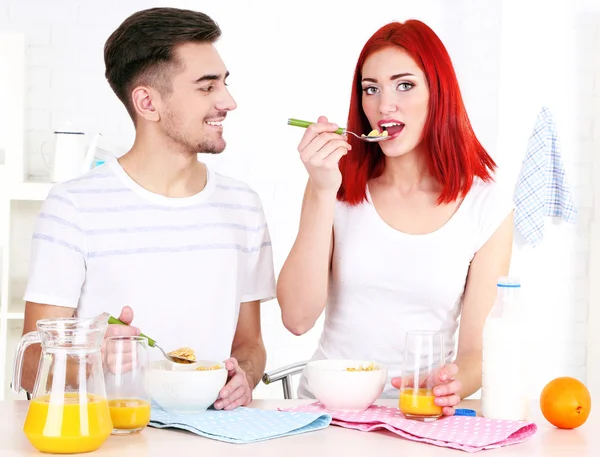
20;302;75;394
20;303;140;394
213;300;265;410
212;196;274;411
18;187;87;394
231;300;265;389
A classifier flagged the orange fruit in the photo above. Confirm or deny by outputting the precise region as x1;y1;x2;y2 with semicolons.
539;377;591;429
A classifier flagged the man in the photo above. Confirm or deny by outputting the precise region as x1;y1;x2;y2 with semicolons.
20;7;275;411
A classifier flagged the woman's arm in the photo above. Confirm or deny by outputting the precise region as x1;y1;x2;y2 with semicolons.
452;211;514;399
393;211;514;414
277;181;336;335
277;117;351;336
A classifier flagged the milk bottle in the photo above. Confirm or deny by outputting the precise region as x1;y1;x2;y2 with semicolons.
481;276;529;420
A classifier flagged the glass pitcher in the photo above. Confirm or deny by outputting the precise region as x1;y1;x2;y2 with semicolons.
12;315;113;454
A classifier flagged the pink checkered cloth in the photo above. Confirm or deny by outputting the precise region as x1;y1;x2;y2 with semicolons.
280;402;537;453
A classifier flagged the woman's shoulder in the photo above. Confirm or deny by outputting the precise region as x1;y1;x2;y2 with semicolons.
465;176;515;212
464;175;515;251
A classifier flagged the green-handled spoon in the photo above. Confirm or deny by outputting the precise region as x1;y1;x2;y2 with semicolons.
107;316;193;364
287;118;392;142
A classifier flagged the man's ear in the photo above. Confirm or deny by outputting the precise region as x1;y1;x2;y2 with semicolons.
131;86;161;122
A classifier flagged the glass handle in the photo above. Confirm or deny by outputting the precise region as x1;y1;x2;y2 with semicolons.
12;331;41;394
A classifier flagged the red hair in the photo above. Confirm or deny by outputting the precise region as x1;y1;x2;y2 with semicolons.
337;20;496;205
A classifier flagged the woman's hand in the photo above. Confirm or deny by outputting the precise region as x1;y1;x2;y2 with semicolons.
297;115;351;195
392;363;462;416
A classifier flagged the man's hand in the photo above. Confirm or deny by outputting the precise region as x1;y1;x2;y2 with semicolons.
103;306;140;375
105;306;139;337
213;357;252;411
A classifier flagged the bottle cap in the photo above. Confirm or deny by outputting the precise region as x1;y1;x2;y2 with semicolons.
454;408;476;417
497;276;521;288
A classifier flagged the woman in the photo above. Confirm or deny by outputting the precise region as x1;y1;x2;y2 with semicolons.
276;20;514;416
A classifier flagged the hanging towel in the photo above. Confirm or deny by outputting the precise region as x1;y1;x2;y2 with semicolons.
513;106;577;246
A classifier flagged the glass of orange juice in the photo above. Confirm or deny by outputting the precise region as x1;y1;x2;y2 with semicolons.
105;336;151;435
399;331;445;422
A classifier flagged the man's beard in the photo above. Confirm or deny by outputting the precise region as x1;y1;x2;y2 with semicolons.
163;111;226;155
191;136;226;155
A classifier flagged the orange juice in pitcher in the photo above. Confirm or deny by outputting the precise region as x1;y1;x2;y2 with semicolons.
12;315;113;454
24;394;112;454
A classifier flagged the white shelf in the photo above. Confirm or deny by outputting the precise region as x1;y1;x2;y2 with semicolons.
0;32;31;401
4;319;28;400
8;181;54;201
8;296;25;317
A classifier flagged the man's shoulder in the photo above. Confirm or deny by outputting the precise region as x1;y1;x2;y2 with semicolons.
42;164;119;210
46;163;117;198
212;171;264;207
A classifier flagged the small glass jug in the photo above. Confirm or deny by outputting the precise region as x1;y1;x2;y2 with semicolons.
12;315;113;454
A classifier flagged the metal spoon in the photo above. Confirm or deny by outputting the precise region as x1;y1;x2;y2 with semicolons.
288;118;393;143
107;316;194;364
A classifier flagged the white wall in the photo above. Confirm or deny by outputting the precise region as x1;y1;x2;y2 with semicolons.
495;0;599;398
0;0;597;399
581;0;600;400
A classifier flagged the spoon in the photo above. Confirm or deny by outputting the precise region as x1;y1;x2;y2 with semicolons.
107;316;194;364
288;118;393;142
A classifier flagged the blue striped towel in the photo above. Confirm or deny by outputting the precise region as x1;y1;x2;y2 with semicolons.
513;106;577;246
149;405;332;444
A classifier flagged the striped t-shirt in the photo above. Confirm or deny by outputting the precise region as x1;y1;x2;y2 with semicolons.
24;158;276;362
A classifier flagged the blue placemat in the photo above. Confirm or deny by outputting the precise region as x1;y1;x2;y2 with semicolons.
149;405;332;444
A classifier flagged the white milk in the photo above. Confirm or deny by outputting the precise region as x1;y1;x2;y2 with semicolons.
481;277;530;421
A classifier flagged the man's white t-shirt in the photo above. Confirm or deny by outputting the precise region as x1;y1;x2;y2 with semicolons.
297;177;515;399
24;159;276;362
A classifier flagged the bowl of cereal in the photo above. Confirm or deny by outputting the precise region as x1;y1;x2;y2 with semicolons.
148;347;227;413
304;359;387;412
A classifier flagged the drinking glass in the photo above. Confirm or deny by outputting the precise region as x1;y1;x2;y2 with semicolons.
104;336;151;435
399;331;445;421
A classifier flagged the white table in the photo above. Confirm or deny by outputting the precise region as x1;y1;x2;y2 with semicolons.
0;399;595;456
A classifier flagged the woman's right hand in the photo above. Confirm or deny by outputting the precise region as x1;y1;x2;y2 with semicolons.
297;115;351;195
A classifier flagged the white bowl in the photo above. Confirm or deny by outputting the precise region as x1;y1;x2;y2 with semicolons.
304;359;387;412
148;359;227;413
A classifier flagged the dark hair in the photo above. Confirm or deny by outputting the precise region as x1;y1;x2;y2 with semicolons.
104;7;221;120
